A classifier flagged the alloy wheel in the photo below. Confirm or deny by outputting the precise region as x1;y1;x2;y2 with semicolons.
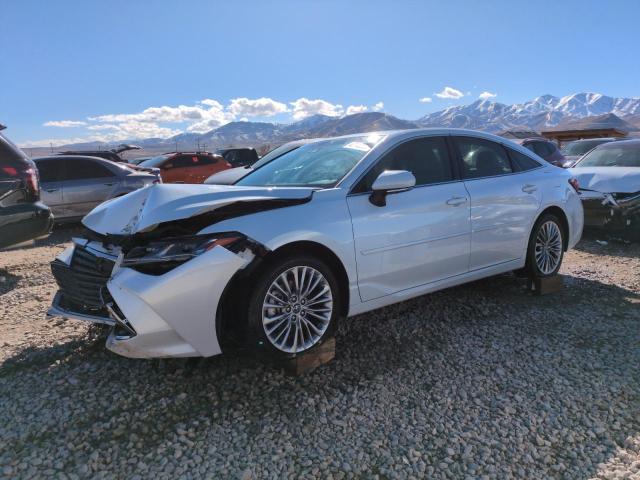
534;221;563;275
262;266;333;354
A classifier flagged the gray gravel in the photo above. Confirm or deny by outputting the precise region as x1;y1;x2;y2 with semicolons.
1;228;639;479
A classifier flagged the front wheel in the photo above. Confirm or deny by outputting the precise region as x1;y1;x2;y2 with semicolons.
525;214;565;278
246;255;341;358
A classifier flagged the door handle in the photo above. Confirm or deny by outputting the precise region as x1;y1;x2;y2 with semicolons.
103;182;116;186
522;184;538;193
45;188;59;193
446;196;468;206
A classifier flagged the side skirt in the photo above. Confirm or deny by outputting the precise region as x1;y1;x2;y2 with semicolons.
348;258;524;317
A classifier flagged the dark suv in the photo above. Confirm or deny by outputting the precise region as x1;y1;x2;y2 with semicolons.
515;138;566;167
215;147;259;167
0;125;53;248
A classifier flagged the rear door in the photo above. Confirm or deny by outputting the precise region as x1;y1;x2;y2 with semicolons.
34;158;65;218
452;136;540;270
61;158;118;218
347;135;471;301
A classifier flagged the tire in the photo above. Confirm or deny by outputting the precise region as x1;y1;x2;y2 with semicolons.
246;254;341;358
524;213;565;278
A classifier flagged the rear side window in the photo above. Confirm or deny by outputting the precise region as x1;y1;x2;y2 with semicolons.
506;147;542;172
171;155;196;168
63;158;115;180
454;137;513;179
197;155;218;165
354;136;453;192
35;160;63;182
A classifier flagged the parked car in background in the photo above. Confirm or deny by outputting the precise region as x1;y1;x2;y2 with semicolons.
514;138;566;167
47;129;582;360
0;125;53;248
34;155;161;222
216;147;259;167
560;138;617;168
569;139;640;238
139;152;231;184
205;139;319;185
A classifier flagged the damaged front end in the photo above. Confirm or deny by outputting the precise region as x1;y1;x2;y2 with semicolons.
48;230;265;357
46;184;311;358
579;189;640;238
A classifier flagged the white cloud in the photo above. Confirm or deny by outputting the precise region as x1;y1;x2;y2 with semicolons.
478;91;497;100
228;97;288;118
372;102;384;111
345;105;368;115
435;87;465;99
43;120;87;128
419;97;432;103
289;98;344;120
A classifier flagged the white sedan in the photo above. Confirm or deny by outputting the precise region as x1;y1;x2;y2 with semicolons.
47;129;583;359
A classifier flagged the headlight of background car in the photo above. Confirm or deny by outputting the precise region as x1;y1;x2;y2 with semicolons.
121;233;245;274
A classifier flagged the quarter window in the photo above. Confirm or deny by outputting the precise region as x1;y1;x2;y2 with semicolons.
63;158;115;180
506;147;542;172
454;137;513;179
353;136;453;193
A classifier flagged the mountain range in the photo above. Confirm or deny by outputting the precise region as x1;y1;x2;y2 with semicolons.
29;92;640;155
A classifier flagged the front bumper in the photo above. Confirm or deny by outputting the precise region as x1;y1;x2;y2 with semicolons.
47;239;250;358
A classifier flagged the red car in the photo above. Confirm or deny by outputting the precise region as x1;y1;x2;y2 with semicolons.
138;152;232;184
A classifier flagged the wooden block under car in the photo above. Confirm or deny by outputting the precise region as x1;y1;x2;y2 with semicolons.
279;337;336;376
527;274;564;295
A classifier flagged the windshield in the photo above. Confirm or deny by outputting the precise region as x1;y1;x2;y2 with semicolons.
561;139;612;156
251;143;304;169
575;143;640;168
236;134;385;188
139;154;172;168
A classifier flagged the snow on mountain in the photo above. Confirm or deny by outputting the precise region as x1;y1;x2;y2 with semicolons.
417;92;640;132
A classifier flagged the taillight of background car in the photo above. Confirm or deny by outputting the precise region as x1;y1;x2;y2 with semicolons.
569;178;580;193
23;167;40;198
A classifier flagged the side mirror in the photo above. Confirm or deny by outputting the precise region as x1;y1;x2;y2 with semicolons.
369;170;416;207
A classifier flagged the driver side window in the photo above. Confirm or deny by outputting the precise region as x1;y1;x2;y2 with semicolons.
353;136;453;193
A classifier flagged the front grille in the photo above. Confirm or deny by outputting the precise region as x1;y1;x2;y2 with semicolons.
51;245;115;314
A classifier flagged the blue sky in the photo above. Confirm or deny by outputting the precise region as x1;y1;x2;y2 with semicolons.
2;0;639;145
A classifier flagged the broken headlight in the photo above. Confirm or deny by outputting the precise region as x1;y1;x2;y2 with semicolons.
121;233;245;274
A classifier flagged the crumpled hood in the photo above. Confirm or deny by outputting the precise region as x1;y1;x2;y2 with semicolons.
82;183;314;235
569;167;640;194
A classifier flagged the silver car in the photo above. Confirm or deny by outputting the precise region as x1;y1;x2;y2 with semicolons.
34;155;161;222
47;129;583;360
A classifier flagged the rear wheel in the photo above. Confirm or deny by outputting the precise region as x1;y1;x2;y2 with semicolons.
246;255;341;358
525;214;564;278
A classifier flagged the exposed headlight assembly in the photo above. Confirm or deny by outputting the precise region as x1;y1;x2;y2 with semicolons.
122;233;245;274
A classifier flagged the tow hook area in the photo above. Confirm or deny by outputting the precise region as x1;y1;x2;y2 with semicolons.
105;302;136;339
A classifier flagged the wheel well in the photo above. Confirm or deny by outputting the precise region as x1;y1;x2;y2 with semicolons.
537;206;570;251
215;240;350;350
262;241;350;316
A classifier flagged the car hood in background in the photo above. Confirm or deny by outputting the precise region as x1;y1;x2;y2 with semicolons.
82;184;314;235
569;167;640;193
204;166;252;185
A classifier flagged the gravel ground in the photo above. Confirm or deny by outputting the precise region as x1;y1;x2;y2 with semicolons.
1;227;639;479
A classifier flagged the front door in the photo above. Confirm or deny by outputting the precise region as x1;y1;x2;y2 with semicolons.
347;136;471;301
